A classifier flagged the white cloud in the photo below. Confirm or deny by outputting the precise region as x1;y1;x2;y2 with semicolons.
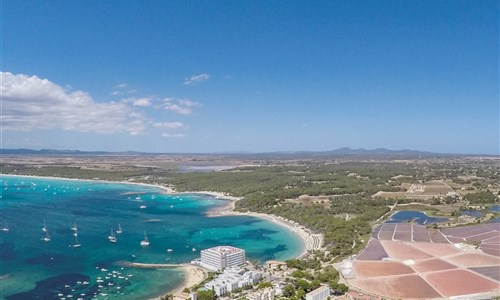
153;122;184;129
132;97;152;107
161;133;185;138
184;73;210;85
1;72;147;135
115;83;127;88
161;98;200;115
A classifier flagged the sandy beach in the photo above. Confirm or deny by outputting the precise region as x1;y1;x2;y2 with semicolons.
209;208;324;258
204;192;323;258
170;265;207;294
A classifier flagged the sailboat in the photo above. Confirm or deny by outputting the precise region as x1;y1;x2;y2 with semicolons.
108;229;117;243
70;221;78;231
42;230;51;242
1;220;9;232
140;231;150;246
72;234;81;248
116;224;123;234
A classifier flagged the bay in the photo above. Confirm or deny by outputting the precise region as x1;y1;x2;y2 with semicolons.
0;175;304;300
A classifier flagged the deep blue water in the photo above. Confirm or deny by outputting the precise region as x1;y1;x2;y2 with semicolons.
0;175;304;300
385;211;447;225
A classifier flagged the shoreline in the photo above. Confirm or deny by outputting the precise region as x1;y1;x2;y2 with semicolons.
1;173;177;194
205;194;323;258
209;208;323;259
2;173;322;295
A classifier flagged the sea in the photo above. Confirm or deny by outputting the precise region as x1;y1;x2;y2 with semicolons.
0;175;304;300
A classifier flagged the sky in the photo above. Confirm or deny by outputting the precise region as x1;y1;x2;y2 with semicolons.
1;0;498;154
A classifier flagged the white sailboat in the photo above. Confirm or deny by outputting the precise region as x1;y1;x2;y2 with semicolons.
42;230;51;242
116;224;123;234
72;234;81;248
108;229;117;243
42;219;47;232
1;220;9;232
70;221;78;231
140;231;150;246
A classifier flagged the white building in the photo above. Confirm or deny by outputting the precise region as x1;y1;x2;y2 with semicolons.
200;246;246;271
246;287;275;300
305;286;330;300
203;266;261;296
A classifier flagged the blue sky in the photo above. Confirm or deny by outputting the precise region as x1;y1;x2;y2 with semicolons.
2;0;498;154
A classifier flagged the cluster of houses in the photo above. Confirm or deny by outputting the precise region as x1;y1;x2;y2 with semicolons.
203;266;262;296
189;246;331;300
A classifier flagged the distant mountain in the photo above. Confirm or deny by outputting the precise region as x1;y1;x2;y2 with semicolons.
232;147;447;159
322;147;434;156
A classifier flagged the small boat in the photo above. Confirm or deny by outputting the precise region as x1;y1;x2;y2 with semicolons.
1;220;9;232
140;231;150;246
42;219;47;232
42;230;51;242
108;229;117;243
72;235;81;248
140;205;147;209
167;248;173;252
116;224;123;234
192;248;197;252
70;222;78;231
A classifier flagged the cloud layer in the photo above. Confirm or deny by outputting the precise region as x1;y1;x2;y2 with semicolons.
161;98;201;115
184;73;210;85
1;72;194;136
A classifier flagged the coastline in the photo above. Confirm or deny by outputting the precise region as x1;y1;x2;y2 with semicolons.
1;174;322;296
0;173;177;193
142;265;208;300
205;195;323;258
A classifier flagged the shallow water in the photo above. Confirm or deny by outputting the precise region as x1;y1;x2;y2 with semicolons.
0;175;304;300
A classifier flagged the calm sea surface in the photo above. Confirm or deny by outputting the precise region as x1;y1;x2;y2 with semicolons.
0;175;304;300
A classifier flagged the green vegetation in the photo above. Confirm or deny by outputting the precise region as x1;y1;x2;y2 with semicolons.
196;290;216;300
464;190;498;204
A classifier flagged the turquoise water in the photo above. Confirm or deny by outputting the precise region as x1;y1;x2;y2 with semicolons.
386;211;447;225
0;175;304;300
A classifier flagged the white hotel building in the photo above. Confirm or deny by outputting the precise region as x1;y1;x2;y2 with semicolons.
305;286;330;300
200;246;246;271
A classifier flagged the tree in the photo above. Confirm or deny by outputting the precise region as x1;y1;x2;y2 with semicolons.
310;280;321;290
283;284;296;297
197;290;217;300
258;281;273;289
296;279;310;291
330;282;349;295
